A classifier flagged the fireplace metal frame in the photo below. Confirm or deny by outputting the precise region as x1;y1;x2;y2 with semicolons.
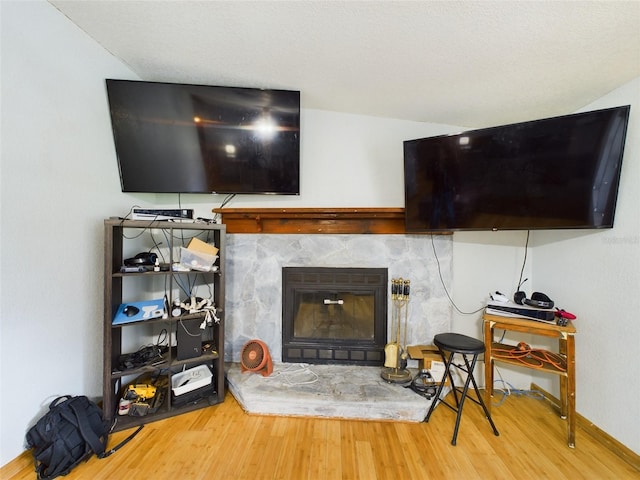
282;267;388;366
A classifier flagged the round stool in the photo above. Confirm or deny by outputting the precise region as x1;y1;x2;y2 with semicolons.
424;332;499;445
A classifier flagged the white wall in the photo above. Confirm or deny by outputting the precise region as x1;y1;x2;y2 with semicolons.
0;0;139;465
531;78;640;454
447;79;640;455
2;0;638;466
450;230;536;389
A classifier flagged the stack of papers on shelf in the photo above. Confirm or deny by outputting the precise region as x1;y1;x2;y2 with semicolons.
485;301;555;323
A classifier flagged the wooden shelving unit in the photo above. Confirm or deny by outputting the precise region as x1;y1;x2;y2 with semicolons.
483;313;576;447
103;219;225;430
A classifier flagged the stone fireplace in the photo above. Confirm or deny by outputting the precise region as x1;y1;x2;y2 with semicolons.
220;208;453;421
281;267;387;365
223;231;453;364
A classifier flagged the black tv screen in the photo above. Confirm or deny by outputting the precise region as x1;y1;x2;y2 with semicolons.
106;79;300;194
404;106;630;232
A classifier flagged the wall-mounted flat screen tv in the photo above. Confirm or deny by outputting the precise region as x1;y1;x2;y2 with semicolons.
404;106;630;232
106;79;300;194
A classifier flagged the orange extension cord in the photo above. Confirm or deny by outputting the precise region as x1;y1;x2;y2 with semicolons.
492;342;567;372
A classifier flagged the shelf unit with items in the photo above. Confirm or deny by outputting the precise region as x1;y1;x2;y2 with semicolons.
103;218;225;431
483;313;576;447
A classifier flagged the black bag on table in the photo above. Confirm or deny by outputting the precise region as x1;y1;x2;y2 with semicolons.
25;395;142;480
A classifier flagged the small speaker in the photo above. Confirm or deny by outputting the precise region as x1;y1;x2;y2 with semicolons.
176;318;203;360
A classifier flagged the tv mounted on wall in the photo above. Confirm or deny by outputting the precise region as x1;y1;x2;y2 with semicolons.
106;79;300;194
404;106;630;232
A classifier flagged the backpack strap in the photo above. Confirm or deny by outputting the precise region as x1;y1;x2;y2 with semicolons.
67;396;144;459
50;396;144;464
37;438;76;480
49;395;72;409
65;398;107;455
98;425;144;459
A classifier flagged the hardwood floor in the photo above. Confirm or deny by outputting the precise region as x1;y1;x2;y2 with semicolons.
3;390;638;479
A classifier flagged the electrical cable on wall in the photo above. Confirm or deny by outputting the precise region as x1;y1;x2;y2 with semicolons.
515;230;530;293
430;235;484;315
431;229;533;317
213;193;236;223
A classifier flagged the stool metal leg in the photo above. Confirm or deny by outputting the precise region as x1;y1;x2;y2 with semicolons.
449;354;477;445
446;353;460;408
462;354;499;438
424;349;500;446
423;347;457;423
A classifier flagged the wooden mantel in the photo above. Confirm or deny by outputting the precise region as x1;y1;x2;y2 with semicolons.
212;207;410;234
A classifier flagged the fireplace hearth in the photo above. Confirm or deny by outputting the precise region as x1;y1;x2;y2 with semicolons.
282;267;387;366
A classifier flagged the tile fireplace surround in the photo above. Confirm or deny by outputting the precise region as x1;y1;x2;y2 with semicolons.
222;230;453;364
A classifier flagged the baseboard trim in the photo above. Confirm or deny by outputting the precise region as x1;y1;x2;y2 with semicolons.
531;382;640;471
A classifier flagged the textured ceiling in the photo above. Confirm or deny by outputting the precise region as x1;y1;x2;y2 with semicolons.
49;0;640;128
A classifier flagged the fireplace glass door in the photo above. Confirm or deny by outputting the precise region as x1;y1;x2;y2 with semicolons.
294;291;375;340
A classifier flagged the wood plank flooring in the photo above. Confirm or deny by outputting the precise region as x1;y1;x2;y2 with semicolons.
3;390;638;479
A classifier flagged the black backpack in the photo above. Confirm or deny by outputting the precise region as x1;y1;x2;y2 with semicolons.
25;395;142;480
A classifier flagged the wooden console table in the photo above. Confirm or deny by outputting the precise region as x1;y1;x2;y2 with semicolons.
483;313;577;447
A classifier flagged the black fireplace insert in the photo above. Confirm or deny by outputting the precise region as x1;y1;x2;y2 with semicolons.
282;267;388;365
